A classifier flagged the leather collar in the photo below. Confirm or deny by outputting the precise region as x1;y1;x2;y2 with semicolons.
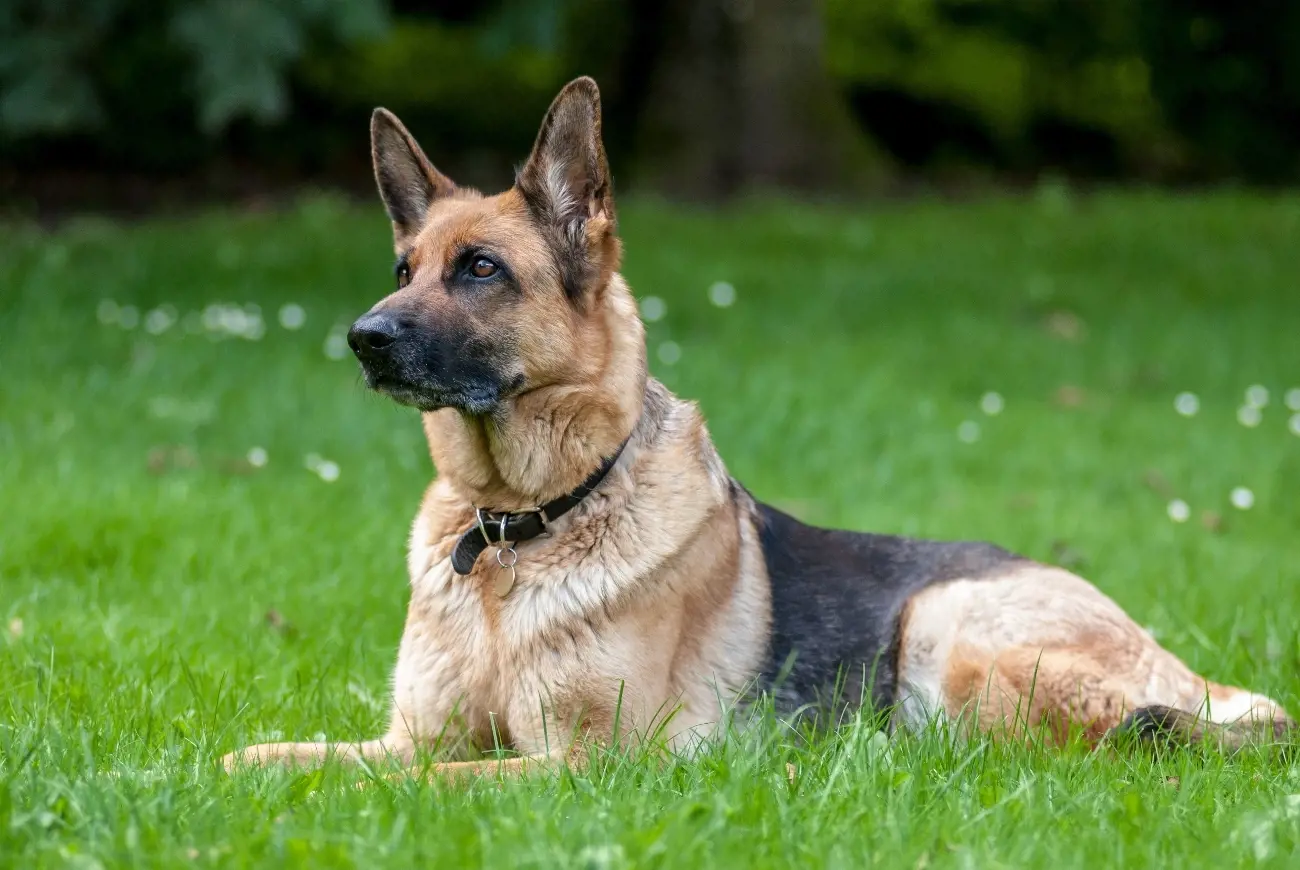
450;438;629;575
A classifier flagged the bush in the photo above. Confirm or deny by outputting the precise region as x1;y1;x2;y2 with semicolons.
824;0;1179;177
1135;1;1300;181
0;0;387;166
2;0;1298;189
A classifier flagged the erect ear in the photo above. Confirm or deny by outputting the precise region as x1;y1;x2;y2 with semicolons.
517;77;617;298
371;108;456;248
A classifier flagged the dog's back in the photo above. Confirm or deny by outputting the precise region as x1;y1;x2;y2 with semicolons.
753;498;1024;717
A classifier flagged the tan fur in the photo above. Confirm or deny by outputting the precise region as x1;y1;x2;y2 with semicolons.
224;378;772;775
896;568;1289;745
223;78;1290;779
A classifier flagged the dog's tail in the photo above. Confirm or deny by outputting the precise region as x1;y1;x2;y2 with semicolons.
1115;704;1297;753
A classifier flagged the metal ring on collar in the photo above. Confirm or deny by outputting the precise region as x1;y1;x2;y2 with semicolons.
475;507;494;546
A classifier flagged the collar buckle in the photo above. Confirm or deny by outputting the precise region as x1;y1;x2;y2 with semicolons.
451;437;629;576
529;507;552;539
475;505;551;545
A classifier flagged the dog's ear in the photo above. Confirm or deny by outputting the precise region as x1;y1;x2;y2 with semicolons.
517;77;616;299
371;108;456;248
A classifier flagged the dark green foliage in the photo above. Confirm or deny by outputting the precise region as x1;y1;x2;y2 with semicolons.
1135;1;1300;181
2;2;1299;201
0;0;386;169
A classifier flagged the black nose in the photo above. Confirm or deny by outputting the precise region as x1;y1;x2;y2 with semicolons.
347;312;402;359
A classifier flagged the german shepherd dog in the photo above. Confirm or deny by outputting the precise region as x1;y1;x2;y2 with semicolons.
224;78;1292;776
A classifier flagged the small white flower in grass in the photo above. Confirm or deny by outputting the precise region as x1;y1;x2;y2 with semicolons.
1174;392;1199;417
640;296;666;323
637;295;665;322
202;304;224;332
1290;413;1300;436
657;341;681;365
278;303;306;330
304;452;341;481
1286;388;1300;412
980;392;1004;416
1245;385;1269;408
96;299;119;325
144;306;176;335
242;312;265;341
323;331;349;360
117;305;139;329
1167;499;1190;523
1237;405;1262;428
708;281;736;307
247;447;268;468
220;306;248;336
1230;487;1254;510
957;420;980;443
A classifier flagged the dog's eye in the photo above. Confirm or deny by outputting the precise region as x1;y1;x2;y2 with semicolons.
396;261;411;289
470;258;498;280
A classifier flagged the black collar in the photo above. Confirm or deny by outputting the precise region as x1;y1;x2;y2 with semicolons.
450;438;629;575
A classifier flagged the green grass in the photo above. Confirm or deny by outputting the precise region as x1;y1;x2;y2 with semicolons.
3;189;1300;867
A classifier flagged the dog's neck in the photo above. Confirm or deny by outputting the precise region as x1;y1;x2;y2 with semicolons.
421;276;647;512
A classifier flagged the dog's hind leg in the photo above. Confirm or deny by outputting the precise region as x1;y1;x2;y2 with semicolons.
898;568;1292;749
1115;681;1295;752
940;643;1136;744
940;644;1297;751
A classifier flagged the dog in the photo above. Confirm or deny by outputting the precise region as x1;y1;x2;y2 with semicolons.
223;77;1293;777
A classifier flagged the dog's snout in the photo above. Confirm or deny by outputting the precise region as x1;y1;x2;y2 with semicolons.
348;312;402;359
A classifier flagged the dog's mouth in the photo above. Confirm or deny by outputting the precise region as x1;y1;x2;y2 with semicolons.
365;371;507;416
368;375;444;411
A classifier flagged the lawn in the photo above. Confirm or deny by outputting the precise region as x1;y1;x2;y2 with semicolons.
3;189;1300;868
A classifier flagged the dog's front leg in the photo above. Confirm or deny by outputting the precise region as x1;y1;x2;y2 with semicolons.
221;735;417;771
393;746;582;785
377;698;599;786
224;598;480;772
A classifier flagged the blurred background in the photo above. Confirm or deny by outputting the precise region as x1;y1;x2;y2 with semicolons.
4;0;1300;217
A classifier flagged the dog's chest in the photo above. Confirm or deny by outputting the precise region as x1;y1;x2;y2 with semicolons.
401;529;615;745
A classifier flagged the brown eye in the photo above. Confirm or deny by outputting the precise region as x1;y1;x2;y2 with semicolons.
470;257;498;279
396;261;411;289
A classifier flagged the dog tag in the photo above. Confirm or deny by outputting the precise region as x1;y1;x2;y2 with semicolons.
494;547;518;597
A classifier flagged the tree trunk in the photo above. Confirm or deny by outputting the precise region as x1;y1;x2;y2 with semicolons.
633;0;886;199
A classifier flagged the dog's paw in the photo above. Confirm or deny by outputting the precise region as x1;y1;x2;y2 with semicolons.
221;743;290;771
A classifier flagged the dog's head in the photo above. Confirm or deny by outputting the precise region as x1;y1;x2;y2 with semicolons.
348;77;621;415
